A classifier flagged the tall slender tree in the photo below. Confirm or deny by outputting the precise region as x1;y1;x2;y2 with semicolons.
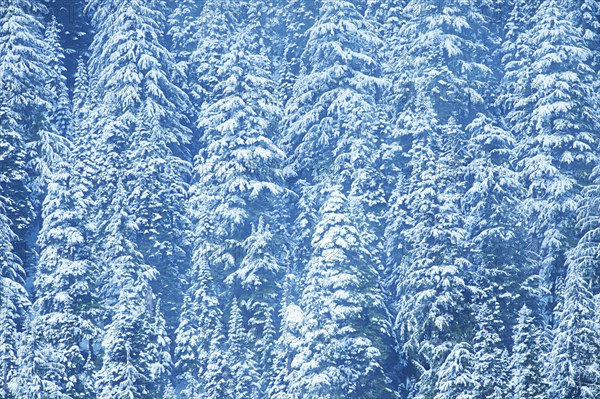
502;0;599;317
289;188;396;399
508;305;548;399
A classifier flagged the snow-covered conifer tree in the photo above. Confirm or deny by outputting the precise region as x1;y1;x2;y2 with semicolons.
502;0;599;316
508;306;548;399
547;259;600;399
289;188;396;398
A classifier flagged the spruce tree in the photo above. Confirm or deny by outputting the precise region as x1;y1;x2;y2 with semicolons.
434;342;477;399
94;183;165;399
226;300;260;399
44;16;72;137
508;306;547;399
0;199;30;399
463;114;535;331
389;94;474;397
547;259;600;399
0;0;54;266
187;7;288;395
502;0;599;315
282;1;397;396
174;262;223;399
86;0;192;334
472;299;510;399
32;158;98;399
289;188;396;399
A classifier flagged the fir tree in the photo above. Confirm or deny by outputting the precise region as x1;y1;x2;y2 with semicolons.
508;306;547;399
389;94;474;397
547;259;600;399
289;188;396;399
8;320;65;399
94;183;165;399
0;0;54;265
86;0;192;331
44;16;72;137
472;299;510;399
267;301;303;399
189;8;288;393
174;262;223;399
503;0;599;315
32;158;98;399
434;342;477;399
226;300;260;399
463;114;535;331
0;199;30;399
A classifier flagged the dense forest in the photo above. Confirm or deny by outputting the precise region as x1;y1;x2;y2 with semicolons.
1;0;600;398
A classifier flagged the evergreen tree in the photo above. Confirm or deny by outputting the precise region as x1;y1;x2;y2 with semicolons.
463;114;535;331
547;259;600;399
267;301;303;399
434;342;477;399
86;0;192;331
203;328;228;399
570;165;600;290
167;0;204;66
187;0;238;113
472;299;510;399
289;188;396;399
273;0;317;103
32;158;98;399
389;94;474;397
226;300;260;399
8;320;65;399
174;262;223;399
189;7;288;394
94;183;165;399
503;0;599;314
508;306;547;399
282;1;397;396
44;16;72;137
0;199;30;399
0;0;54;266
395;0;495;125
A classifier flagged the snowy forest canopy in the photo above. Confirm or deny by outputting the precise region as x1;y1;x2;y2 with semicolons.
1;0;600;398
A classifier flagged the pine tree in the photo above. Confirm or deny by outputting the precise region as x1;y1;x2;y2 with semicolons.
189;7;288;393
226;300;260;399
0;0;54;266
508;306;547;399
472;299;510;399
203;327;228;399
281;1;397;396
434;342;477;399
388;94;474;397
289;188;396;399
94;183;164;399
45;16;72;137
0;199;30;399
0;6;47;380
462;114;535;331
273;0;317;103
174;262;223;399
547;259;600;399
267;300;304;399
233;219;282;393
395;0;495;125
503;0;599;314
167;0;204;66
570;165;600;291
31;157;98;399
86;0;192;331
187;0;238;112
8;320;65;399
